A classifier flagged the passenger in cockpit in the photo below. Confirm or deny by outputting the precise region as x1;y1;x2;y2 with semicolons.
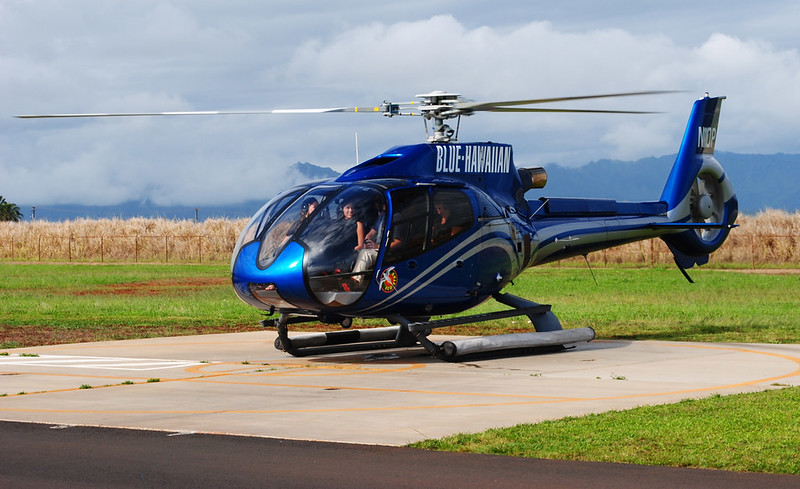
352;202;384;284
341;200;366;252
431;199;465;246
356;199;384;252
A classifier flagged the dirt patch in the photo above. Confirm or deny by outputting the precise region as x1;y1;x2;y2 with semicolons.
1;327;102;348
73;277;230;296
0;323;263;349
715;269;800;275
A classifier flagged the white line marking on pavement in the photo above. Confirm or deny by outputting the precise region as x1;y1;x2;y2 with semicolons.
0;354;208;371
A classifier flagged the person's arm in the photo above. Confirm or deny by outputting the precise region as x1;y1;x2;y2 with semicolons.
354;221;366;250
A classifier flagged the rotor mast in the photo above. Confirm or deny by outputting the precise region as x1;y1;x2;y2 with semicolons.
415;91;465;143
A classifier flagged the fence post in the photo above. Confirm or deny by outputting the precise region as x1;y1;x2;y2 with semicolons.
650;239;655;268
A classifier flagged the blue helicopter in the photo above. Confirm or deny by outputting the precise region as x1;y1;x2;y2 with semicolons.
224;91;737;360
17;91;738;360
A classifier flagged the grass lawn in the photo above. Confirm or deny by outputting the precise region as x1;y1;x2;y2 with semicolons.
411;387;800;474
3;263;798;346
0;263;264;348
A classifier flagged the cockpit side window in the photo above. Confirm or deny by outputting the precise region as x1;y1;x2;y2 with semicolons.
383;187;474;265
430;188;474;247
300;186;383;273
300;185;386;306
383;188;430;264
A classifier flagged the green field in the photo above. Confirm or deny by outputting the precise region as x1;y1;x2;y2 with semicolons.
1;263;799;473
2;263;799;347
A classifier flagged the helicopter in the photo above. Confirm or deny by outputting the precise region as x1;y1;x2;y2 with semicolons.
16;91;738;360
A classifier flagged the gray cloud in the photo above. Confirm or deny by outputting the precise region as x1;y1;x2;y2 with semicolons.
2;1;799;207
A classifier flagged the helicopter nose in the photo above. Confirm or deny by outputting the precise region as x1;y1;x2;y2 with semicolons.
232;241;315;310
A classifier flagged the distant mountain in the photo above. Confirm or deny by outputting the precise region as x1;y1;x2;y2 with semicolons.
537;152;800;214
290;161;339;181
17;154;800;221
715;153;800;212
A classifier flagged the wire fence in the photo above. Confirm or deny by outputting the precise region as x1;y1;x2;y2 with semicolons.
0;234;238;263
1;232;798;267
561;231;800;268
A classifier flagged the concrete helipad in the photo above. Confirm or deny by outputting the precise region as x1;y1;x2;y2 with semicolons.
2;331;799;445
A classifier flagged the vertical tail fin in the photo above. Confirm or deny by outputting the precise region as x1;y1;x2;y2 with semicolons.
660;94;738;263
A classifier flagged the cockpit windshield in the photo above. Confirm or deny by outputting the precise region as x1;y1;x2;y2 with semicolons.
253;184;386;307
231;185;310;271
257;186;339;269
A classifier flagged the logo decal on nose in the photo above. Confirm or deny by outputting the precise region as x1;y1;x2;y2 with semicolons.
380;266;399;293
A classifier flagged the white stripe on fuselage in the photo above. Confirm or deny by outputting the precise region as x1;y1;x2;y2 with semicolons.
360;225;517;314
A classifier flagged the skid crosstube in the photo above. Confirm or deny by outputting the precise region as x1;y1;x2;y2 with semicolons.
267;293;594;360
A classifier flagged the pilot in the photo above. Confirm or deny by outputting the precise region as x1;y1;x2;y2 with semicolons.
293;197;318;229
301;197;319;219
282;197;318;245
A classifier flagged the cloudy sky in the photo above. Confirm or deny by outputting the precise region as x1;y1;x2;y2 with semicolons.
2;0;799;208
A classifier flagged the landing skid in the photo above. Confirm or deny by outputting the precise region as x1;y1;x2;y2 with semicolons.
268;293;595;361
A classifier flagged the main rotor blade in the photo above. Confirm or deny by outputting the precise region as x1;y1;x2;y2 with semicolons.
484;107;661;114
14;107;389;119
272;106;389;114
455;90;681;111
15;92;677;119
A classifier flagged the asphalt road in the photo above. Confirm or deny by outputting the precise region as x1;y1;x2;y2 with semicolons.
2;420;798;488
